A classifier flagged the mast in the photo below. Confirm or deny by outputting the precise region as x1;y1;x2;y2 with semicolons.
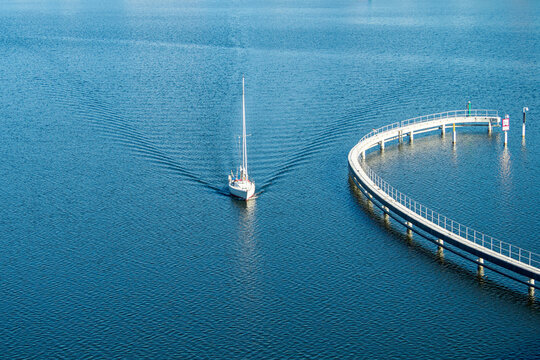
242;76;248;180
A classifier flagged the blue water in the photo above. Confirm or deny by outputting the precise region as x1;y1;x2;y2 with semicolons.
0;0;539;358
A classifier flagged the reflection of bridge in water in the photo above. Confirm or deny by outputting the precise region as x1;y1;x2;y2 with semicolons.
348;110;539;296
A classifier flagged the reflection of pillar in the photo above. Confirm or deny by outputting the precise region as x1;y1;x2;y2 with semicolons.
477;258;484;277
529;279;535;297
499;146;511;190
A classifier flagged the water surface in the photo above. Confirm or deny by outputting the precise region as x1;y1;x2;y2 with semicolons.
0;0;539;358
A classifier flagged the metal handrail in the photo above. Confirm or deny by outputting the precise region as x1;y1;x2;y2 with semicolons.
353;110;540;269
362;165;540;268
358;109;499;144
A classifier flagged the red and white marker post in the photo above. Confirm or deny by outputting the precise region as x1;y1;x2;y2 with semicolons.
502;115;509;146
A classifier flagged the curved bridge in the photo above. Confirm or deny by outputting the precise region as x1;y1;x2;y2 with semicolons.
348;110;539;295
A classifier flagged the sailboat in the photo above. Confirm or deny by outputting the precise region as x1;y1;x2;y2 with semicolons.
228;77;255;200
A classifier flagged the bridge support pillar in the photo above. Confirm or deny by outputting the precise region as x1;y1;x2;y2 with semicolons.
441;124;445;137
477;258;484;277
409;130;414;143
382;206;389;221
361;151;365;159
453;127;457;144
437;239;444;257
380;140;385;151
406;222;413;237
488;121;492;134
529;279;535;297
399;130;403;143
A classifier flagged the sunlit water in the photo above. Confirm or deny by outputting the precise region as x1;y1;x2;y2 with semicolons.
0;0;539;358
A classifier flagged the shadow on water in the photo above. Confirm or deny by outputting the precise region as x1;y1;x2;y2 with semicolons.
348;177;540;308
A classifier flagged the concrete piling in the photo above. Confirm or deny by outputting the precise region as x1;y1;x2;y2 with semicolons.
437;239;444;257
409;130;414;143
477;258;484;277
529;279;535;297
406;222;413;237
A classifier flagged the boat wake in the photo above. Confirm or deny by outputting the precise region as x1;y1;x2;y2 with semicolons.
34;48;428;199
35;66;229;196
256;78;424;192
257;109;370;192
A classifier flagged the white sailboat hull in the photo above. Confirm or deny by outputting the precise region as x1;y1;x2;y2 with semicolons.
228;180;255;200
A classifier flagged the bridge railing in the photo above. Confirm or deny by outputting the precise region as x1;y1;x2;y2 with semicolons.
361;164;540;269
358;109;499;145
